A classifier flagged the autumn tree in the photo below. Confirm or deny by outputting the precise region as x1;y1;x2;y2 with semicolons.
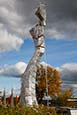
36;64;62;102
56;88;75;107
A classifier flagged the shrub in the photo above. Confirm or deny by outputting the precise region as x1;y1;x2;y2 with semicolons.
0;105;57;115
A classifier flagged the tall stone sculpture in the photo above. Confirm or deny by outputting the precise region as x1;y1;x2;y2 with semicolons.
20;4;46;106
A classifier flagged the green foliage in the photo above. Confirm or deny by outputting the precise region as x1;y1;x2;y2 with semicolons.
0;105;57;115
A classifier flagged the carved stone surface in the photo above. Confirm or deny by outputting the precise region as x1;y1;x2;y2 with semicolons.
20;4;46;106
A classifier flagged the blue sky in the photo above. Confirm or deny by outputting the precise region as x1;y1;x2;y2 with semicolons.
45;38;77;67
0;37;77;94
0;38;77;67
0;0;77;95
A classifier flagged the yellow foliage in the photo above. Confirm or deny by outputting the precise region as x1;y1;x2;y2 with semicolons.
36;64;62;101
56;89;75;107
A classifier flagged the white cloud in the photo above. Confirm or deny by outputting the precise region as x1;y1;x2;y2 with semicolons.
1;0;77;52
0;28;23;52
60;63;77;71
1;0;32;36
59;63;77;96
0;61;27;77
0;61;77;96
46;28;64;39
0;0;30;52
0;61;51;77
59;63;77;81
